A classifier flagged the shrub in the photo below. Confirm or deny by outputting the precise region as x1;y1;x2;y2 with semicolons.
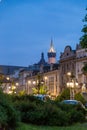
75;92;86;104
42;103;69;126
68;109;85;124
13;94;86;127
55;88;70;102
57;103;86;123
0;105;7;128
0;90;20;130
14;99;69;126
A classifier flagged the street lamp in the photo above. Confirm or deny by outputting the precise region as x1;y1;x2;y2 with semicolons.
44;76;48;85
6;77;10;80
82;83;86;93
33;81;36;85
27;80;31;94
67;72;78;100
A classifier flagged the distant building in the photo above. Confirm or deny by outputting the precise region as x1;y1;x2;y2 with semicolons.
0;65;27;75
0;65;27;93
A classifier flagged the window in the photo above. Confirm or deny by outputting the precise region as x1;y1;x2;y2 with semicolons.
49;77;54;93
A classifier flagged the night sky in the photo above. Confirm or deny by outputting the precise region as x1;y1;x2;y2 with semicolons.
0;0;87;66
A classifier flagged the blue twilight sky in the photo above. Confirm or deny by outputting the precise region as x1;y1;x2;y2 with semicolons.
0;0;87;67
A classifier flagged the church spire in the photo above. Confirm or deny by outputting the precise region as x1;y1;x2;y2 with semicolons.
48;39;56;64
48;38;56;53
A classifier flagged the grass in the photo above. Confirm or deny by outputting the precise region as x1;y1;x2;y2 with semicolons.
16;123;87;130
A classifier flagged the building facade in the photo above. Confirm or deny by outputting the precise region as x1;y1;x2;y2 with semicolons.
25;40;59;98
25;69;60;98
1;42;87;97
76;44;87;92
59;46;76;91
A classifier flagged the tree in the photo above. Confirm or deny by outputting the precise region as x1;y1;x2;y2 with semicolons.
0;73;11;92
80;8;87;48
0;90;20;129
32;73;48;95
32;84;48;95
55;88;70;102
75;92;86;104
0;73;4;87
82;63;87;75
80;8;87;76
18;90;26;96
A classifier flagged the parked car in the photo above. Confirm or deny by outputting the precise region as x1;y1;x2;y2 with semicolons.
34;94;50;101
61;99;86;109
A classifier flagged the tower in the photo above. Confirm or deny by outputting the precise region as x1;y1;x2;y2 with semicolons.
48;39;56;64
38;52;46;73
38;52;46;65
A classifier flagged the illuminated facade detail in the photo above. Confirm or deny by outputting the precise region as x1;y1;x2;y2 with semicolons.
26;69;60;98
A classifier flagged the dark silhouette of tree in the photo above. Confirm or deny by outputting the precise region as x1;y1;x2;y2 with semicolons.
80;8;87;48
80;7;87;76
82;63;87;75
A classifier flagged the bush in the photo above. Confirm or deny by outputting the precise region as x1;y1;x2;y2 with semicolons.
42;103;69;126
13;94;86;127
12;94;44;105
17;102;69;126
0;105;7;128
75;92;86;104
55;88;70;102
14;98;69;126
68;109;85;124
0;90;20;130
56;103;86;124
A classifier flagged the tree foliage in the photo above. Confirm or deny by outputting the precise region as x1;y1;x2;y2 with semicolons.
80;8;87;48
32;85;48;95
0;90;20;129
82;63;87;75
80;8;87;75
32;73;48;95
55;88;70;102
18;90;26;96
75;92;86;104
13;94;86;126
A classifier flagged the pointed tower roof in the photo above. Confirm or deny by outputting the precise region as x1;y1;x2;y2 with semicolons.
48;39;56;53
47;39;56;64
38;52;46;65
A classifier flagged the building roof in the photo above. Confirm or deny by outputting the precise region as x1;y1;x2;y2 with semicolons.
38;52;47;65
0;65;27;75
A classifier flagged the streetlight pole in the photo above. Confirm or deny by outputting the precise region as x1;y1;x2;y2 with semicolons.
67;72;78;100
67;80;74;99
27;80;31;94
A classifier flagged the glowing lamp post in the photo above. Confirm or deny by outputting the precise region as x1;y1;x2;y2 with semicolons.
67;72;78;100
